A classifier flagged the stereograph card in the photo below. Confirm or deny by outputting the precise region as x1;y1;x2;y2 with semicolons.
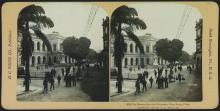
0;1;219;110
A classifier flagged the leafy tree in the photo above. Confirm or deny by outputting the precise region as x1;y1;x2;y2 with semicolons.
62;36;91;66
179;50;191;64
111;5;146;93
86;49;98;63
155;38;184;64
18;5;54;91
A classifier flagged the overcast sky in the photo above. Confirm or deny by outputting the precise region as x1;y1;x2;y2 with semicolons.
127;3;202;55
35;2;201;55
35;2;107;53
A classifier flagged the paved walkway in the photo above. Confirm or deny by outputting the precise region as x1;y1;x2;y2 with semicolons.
17;78;91;102
110;66;202;102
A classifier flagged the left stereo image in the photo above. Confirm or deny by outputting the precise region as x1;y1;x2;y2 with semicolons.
16;2;109;102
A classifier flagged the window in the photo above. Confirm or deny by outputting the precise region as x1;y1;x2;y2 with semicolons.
42;43;46;51
146;58;150;65
135;58;138;65
124;58;128;67
37;42;40;51
43;56;46;64
37;56;41;64
130;58;133;65
53;44;57;51
146;45;149;53
32;56;35;65
130;44;133;53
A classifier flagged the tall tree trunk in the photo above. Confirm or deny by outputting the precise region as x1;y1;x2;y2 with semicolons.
25;58;30;91
117;58;123;93
117;23;123;93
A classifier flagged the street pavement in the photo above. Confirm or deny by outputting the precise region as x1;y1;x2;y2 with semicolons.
110;66;202;102
17;77;91;102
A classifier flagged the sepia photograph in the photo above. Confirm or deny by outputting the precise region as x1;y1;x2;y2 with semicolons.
110;3;203;102
16;3;109;102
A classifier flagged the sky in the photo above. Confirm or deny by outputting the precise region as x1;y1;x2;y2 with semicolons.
127;3;202;55
35;2;202;55
35;2;107;53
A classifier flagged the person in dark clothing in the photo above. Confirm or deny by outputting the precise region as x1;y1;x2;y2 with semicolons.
43;78;48;94
178;73;182;83
135;79;140;95
64;74;68;87
61;68;64;77
156;77;160;89
165;68;168;75
141;77;147;92
154;69;157;77
72;74;76;87
50;78;55;90
174;67;177;73
57;75;61;86
149;77;153;88
164;76;168;88
161;76;164;89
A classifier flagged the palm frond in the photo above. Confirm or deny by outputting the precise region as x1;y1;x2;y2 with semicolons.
125;30;144;54
35;16;54;29
19;4;45;17
121;17;147;30
33;29;52;52
112;5;138;19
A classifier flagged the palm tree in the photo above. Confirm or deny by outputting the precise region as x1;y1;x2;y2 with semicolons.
18;4;54;91
111;5;146;93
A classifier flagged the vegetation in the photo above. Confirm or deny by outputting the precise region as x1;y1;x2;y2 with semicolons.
62;36;91;66
18;5;54;91
111;5;146;93
155;38;184;64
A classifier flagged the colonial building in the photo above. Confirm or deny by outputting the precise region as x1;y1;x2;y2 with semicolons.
195;19;202;73
111;33;166;69
18;31;75;67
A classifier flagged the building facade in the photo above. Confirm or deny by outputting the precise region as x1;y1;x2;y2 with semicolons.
111;33;167;69
195;19;202;73
18;31;75;67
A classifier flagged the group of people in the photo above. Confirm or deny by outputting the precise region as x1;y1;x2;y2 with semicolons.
134;64;194;95
42;66;82;94
43;67;57;94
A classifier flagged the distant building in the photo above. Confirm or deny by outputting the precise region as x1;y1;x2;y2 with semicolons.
18;31;75;67
195;19;202;73
111;33;167;69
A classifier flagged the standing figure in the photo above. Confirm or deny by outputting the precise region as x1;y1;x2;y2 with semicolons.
57;75;61;86
50;77;55;90
178;73;182;83
141;76;147;92
149;77;153;88
135;79;140;95
164;76;168;88
43;77;48;94
61;68;64;77
154;69;157;77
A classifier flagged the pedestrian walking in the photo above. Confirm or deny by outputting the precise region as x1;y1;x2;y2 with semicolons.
43;77;48;94
50;77;55;90
57;75;61;86
149;77;153;88
135;79;140;95
141;76;147;92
